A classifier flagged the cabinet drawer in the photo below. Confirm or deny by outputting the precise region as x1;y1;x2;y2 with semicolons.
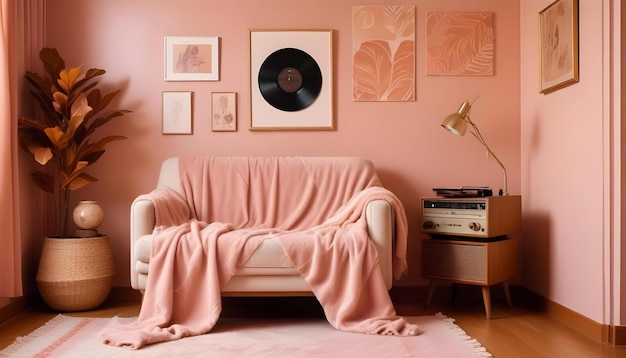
422;241;486;283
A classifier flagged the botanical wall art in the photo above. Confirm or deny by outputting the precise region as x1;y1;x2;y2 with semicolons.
212;92;237;132
426;12;494;76
249;29;333;130
352;5;415;102
164;36;220;81
539;0;579;94
162;91;192;134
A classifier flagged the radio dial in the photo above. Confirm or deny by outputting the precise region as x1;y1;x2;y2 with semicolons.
469;222;481;231
423;220;435;230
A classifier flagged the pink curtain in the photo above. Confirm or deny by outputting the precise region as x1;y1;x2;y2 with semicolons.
0;0;23;297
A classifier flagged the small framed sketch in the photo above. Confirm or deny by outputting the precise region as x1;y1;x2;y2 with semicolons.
539;0;579;94
162;91;192;134
211;92;237;131
164;36;220;81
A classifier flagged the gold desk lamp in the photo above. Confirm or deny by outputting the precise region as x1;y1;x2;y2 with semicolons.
441;96;508;196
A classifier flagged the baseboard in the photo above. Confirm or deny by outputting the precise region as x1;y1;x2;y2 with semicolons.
391;284;622;345
537;293;610;344
612;325;626;346
0;295;35;325
0;287;141;326
107;286;143;301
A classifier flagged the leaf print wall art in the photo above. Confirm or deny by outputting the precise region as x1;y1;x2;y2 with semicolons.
426;12;494;76
352;5;415;102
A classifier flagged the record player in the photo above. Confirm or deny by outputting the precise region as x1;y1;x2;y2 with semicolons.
421;189;521;239
432;186;493;198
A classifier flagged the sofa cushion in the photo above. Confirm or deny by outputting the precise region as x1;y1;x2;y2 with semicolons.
135;234;295;270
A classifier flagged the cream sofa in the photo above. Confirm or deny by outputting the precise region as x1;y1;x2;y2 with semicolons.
130;157;398;295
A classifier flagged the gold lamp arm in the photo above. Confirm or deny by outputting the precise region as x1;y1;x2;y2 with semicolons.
466;115;508;196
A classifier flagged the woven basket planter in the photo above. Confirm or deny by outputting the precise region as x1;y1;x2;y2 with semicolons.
36;236;115;312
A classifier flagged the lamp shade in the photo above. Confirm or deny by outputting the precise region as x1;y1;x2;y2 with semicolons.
441;113;467;136
441;100;472;136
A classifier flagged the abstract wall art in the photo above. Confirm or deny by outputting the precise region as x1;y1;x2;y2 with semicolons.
426;12;494;76
352;5;415;102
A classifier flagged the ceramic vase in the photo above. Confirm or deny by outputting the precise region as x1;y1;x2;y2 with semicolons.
73;200;104;230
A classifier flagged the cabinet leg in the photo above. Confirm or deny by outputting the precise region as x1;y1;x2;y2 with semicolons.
481;286;492;319
503;281;512;307
425;282;436;309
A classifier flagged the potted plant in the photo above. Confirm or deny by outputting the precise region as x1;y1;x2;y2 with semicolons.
19;48;131;311
20;47;130;236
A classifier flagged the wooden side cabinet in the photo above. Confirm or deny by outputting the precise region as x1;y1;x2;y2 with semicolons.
422;237;517;319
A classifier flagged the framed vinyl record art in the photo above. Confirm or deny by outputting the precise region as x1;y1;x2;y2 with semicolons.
249;29;334;131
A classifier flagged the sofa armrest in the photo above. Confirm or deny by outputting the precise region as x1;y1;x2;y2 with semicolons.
130;197;155;289
365;199;394;290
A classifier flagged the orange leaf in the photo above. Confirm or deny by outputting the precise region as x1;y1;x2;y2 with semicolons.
27;145;53;165
63;160;90;188
52;92;67;113
44;126;68;150
66;172;97;191
67;94;92;137
387;40;415;101
353;40;392;101
57;65;84;92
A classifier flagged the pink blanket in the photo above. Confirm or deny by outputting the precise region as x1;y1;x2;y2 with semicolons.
101;157;418;349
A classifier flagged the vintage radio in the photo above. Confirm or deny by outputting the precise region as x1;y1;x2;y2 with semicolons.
421;195;521;239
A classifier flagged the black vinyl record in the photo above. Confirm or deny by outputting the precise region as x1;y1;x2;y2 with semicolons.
258;48;322;112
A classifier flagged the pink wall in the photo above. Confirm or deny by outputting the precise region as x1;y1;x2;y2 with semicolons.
38;0;521;289
521;0;614;324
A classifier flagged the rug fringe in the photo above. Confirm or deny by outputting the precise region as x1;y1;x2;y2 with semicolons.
0;314;70;357
435;312;493;357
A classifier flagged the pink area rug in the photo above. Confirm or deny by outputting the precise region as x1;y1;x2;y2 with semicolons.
1;313;491;357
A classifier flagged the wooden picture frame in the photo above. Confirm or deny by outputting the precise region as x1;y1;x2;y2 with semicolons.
162;91;193;134
211;92;237;132
164;36;220;81
249;29;334;131
539;0;579;94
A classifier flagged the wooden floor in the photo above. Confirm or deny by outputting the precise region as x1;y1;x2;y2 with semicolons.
1;293;626;357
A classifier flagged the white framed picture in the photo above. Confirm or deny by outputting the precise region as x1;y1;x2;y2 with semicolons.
162;91;192;134
164;36;220;81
